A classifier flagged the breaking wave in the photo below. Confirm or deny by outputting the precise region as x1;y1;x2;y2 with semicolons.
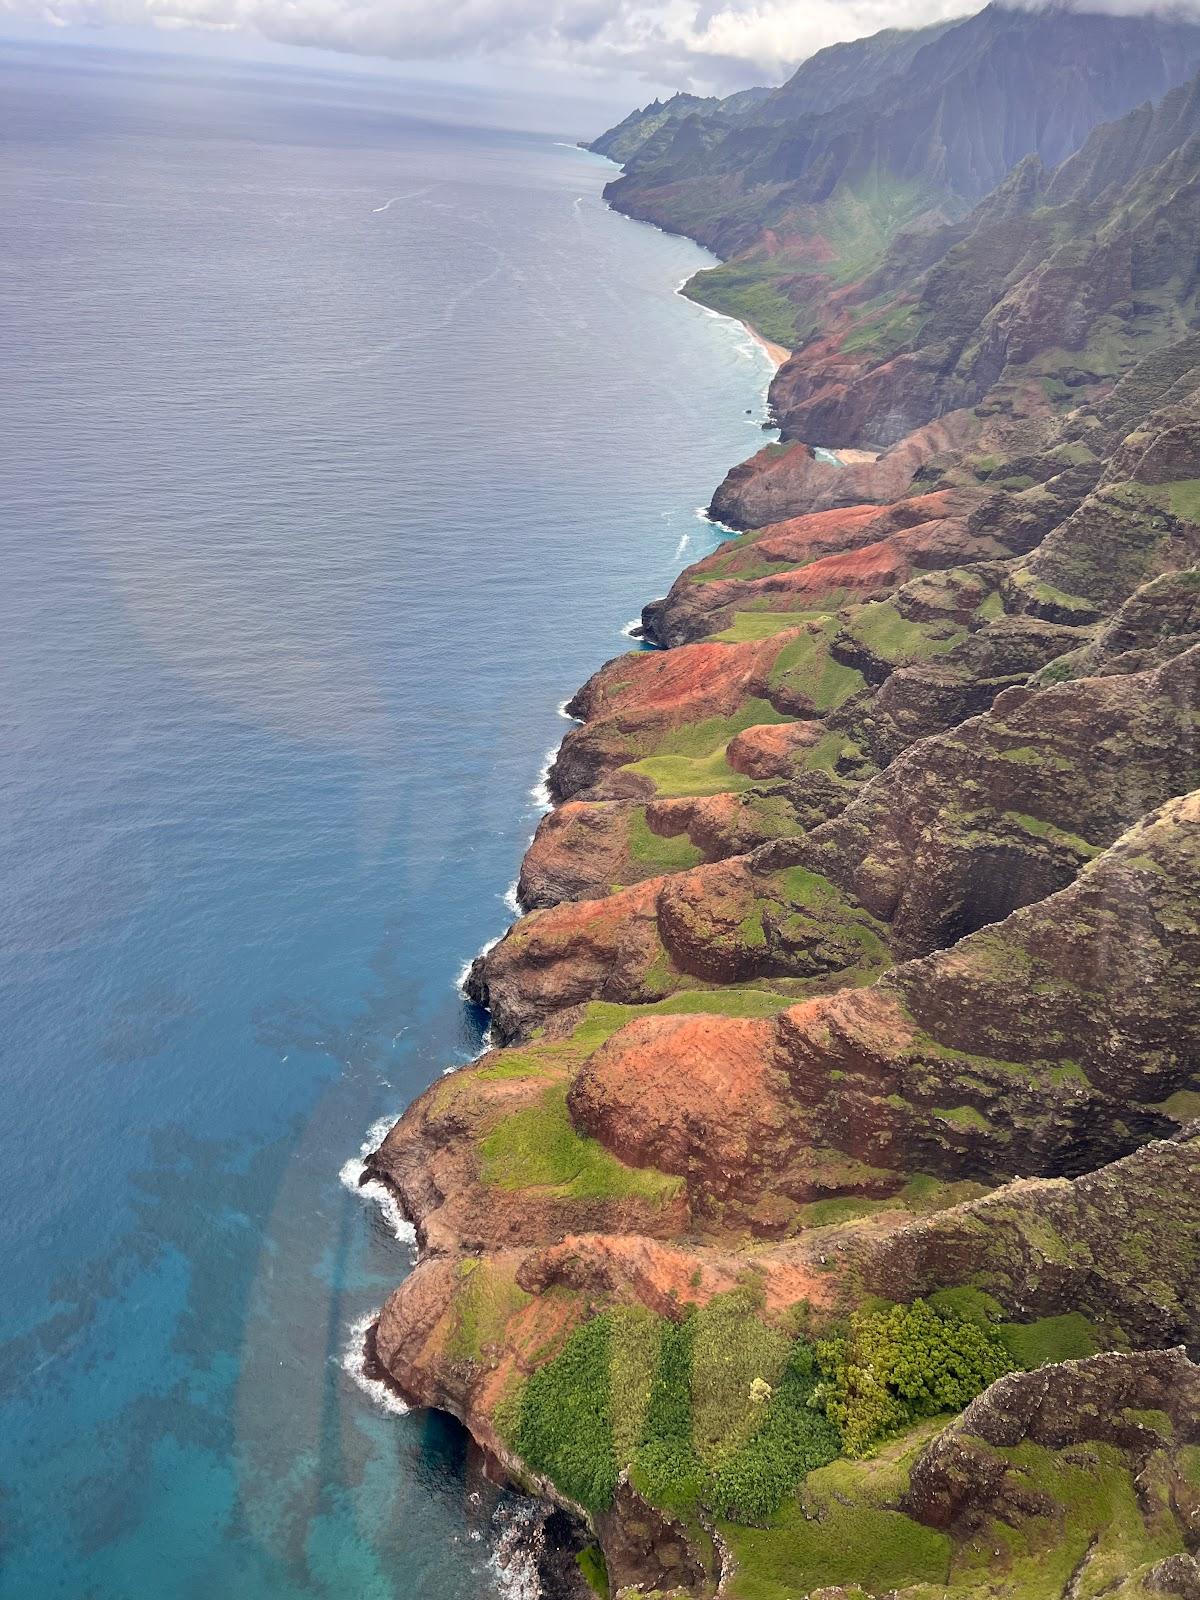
457;933;501;992
341;1311;410;1416
338;1117;417;1246
488;1501;545;1600
530;747;558;810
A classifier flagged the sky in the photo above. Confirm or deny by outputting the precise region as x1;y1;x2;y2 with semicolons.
0;0;981;103
0;0;1193;116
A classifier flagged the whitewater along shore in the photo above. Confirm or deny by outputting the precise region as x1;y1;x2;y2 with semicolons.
353;51;1200;1598
356;322;1200;1594
742;326;790;369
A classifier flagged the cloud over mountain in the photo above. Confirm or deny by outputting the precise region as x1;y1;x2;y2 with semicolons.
6;0;1199;94
0;0;1027;90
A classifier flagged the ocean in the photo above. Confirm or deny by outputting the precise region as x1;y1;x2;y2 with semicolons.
0;43;776;1598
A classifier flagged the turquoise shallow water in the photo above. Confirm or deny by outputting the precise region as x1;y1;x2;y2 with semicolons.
0;43;776;1598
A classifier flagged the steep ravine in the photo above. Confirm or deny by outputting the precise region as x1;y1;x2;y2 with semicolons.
353;324;1200;1598
354;122;1200;1599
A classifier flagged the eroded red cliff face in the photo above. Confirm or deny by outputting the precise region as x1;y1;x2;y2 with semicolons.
707;413;979;530
361;331;1200;1599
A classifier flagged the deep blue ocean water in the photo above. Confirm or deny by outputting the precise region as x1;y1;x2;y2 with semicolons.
0;45;776;1598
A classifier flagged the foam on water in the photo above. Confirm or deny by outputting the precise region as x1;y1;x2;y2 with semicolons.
556;698;579;721
530;747;558;810
697;504;739;539
502;880;521;915
488;1502;545;1600
341;1311;411;1416
338;1117;418;1245
457;932;502;992
442;1021;494;1070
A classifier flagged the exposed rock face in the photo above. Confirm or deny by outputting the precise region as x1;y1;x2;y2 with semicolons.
644;489;991;647
1037;569;1200;684
569;796;1200;1217
600;8;1200;260
465;878;668;1042
1011;405;1200;622
517;801;646;909
761;71;1200;454
366;1030;690;1256
839;611;1090;769
407;351;1200;1591
517;792;801;910
507;368;1198;972
364;72;1200;1595
549;631;793;802
907;1347;1200;1533
471;653;1199;1040
596;1478;717;1597
791;647;1200;956
707;414;976;530
726;720;823;779
855;1128;1200;1350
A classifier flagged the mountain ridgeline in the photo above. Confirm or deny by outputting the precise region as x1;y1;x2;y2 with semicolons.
362;10;1200;1599
591;2;1200;377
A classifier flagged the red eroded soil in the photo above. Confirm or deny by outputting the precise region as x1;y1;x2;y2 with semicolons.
727;720;823;778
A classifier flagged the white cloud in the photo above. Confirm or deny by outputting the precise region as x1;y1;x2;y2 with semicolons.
2;0;1196;93
0;0;927;89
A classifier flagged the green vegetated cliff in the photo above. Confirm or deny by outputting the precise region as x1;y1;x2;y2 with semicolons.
359;13;1200;1598
593;5;1200;367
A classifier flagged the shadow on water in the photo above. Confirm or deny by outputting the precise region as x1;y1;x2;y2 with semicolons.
0;940;509;1600
0;42;779;1600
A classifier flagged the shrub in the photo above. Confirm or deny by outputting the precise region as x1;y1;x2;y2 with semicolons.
708;1342;841;1523
814;1298;1013;1456
575;1544;608;1597
507;1314;618;1511
508;1295;1012;1529
608;1306;662;1462
630;1315;704;1513
690;1291;791;1466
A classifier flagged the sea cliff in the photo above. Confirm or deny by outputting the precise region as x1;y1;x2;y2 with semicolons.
354;25;1200;1598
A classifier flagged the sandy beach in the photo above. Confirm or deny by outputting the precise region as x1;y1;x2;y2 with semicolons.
743;322;792;368
830;446;881;463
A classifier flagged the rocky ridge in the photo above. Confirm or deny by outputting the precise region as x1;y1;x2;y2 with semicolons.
356;51;1200;1600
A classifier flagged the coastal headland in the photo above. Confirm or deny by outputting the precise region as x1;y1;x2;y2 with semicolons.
355;12;1200;1596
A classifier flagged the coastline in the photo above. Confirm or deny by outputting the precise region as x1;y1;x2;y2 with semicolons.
356;135;911;1598
741;323;791;369
356;180;789;1595
588;137;791;375
351;155;791;1596
349;123;1200;1600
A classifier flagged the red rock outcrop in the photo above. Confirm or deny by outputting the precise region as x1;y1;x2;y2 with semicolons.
549;631;794;801
726;720;823;778
362;324;1200;1596
473;650;1200;1039
466;878;668;1042
707;412;978;530
568;793;1200;1216
643;489;988;646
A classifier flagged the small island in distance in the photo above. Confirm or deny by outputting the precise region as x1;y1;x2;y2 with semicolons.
357;5;1200;1596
